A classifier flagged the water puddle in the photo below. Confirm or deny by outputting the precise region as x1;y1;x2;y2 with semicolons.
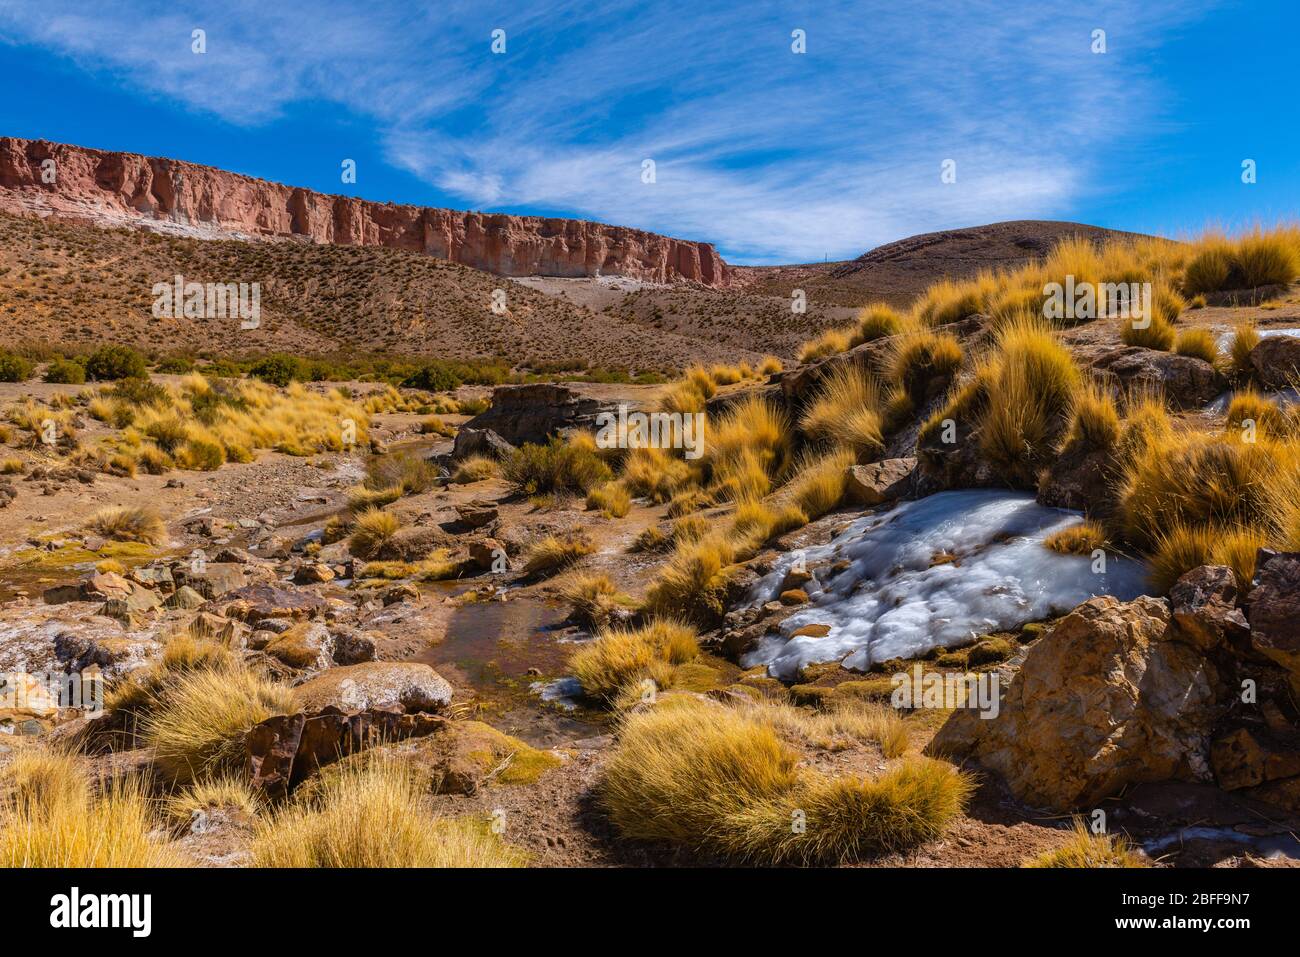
415;593;606;747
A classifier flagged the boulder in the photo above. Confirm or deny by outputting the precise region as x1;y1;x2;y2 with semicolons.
292;662;453;713
246;707;447;799
928;595;1224;810
163;585;206;611
1168;564;1248;653
328;626;378;665
263;622;335;671
1246;550;1300;677
218;584;330;623
451;427;516;462
293;563;335;585
172;562;248;600
468;538;506;572
845;457;915;507
53;627;160;680
453;501;498;530
1249;335;1300;390
1210;725;1300;791
1081;345;1224;410
461;383;618;446
375;526;449;562
1036;444;1115;514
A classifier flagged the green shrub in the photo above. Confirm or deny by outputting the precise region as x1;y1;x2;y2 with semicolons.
84;345;147;381
43;357;85;384
0;351;34;382
249;354;304;387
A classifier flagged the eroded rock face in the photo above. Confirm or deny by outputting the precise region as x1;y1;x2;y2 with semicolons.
0;137;727;285
928;595;1225;810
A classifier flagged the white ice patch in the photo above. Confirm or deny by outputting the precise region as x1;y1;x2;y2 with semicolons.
1215;326;1300;349
531;676;583;710
1207;386;1300;413
742;490;1150;680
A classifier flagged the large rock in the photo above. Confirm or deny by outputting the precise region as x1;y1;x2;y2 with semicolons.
53;627;160;681
1246;550;1300;676
246;707;447;799
928;595;1224;810
462;383;619;446
1081;345;1224;410
845;457;914;507
172;562;248;600
292;662;453;713
451;427;516;462
218;584;331;623
1169;564;1248;653
1249;335;1300;390
263;622;335;672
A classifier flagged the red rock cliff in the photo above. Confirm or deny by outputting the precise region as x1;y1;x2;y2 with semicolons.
0;137;728;286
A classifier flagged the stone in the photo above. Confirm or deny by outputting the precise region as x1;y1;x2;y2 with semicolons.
172;562;248;600
375;526;449;561
1249;335;1300;390
779;588;809;606
1246;551;1300;677
163;585;207;611
1168;564;1248;652
468;538;505;571
381;584;420;606
453;501;499;530
83;571;133;601
1210;725;1300;791
218;584;330;623
263;622;335;672
293;563;335;585
329;626;378;665
845;457;916;507
928;595;1224;810
451;427;516;462
462;383;620;446
1081;344;1224;410
53;628;160;680
292;662;453;713
246;707;447;799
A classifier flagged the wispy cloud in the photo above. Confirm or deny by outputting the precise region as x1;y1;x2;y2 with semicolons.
0;0;1217;262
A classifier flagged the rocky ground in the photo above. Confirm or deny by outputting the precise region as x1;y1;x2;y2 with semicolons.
4;274;1300;868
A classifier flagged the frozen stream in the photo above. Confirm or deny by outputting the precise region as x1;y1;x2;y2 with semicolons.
743;490;1150;680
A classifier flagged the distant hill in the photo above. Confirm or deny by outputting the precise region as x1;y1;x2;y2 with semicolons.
730;220;1152;308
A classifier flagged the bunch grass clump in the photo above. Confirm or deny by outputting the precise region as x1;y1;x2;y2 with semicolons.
601;698;970;864
251;759;523;867
569;619;699;703
142;665;294;785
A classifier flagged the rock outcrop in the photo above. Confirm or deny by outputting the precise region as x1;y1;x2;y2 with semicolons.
0;137;728;286
929;594;1225;810
463;383;619;446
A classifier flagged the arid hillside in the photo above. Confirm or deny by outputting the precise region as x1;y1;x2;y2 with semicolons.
0;213;757;369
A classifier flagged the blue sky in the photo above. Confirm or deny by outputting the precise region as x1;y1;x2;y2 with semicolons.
0;0;1296;265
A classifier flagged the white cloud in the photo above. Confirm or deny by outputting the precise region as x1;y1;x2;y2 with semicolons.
0;0;1217;262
